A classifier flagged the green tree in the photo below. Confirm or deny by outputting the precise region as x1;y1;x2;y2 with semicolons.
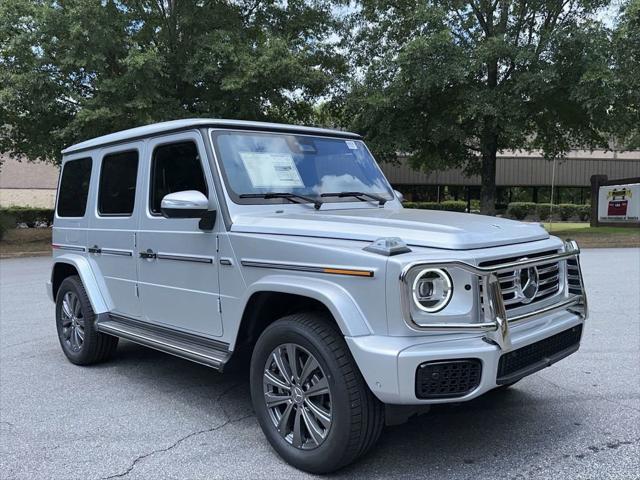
341;0;617;214
0;0;346;164
612;0;640;149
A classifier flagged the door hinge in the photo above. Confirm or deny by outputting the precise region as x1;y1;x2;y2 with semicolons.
216;235;220;252
135;284;139;298
217;297;222;313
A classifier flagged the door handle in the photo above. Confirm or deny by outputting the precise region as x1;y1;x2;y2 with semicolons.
88;245;102;254
139;249;157;259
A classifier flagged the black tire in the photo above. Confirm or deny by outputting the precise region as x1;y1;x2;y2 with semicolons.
250;312;384;474
55;275;118;365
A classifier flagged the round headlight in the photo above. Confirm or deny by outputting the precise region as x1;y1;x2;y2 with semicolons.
412;268;453;313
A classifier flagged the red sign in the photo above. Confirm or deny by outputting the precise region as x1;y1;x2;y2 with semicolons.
608;200;628;216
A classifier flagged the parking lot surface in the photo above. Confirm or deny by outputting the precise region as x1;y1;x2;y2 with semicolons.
1;249;639;479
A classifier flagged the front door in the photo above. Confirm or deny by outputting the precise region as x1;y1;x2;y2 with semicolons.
136;131;223;337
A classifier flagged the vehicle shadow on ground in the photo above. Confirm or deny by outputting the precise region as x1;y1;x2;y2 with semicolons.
106;340;583;478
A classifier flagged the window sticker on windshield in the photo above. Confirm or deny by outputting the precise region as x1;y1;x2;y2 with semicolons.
239;152;304;189
345;140;358;150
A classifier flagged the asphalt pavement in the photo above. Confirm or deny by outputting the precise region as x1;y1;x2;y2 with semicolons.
1;249;639;480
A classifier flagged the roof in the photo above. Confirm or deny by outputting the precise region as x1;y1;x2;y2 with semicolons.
62;118;361;154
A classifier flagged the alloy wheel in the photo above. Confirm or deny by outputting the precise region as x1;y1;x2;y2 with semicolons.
263;343;332;450
60;291;85;352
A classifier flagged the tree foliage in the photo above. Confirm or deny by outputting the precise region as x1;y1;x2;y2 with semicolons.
612;0;640;149
0;0;346;164
340;0;622;213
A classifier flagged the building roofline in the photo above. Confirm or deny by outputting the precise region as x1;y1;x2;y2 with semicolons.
61;118;361;155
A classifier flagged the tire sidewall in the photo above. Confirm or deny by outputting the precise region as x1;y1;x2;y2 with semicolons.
250;316;354;473
55;277;94;364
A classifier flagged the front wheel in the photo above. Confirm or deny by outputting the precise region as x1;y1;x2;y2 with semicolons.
250;312;384;474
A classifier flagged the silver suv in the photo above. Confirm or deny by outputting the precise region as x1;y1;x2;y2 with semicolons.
48;119;587;473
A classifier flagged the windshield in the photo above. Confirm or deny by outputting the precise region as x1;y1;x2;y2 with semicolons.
211;130;394;206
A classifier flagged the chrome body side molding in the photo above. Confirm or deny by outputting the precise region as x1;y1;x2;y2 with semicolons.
156;252;214;264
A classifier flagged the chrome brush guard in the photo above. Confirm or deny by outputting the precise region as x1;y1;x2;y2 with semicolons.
400;240;588;351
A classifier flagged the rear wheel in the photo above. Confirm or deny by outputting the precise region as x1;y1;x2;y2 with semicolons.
55;276;118;365
250;312;384;474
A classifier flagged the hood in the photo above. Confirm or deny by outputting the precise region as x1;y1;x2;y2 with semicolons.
231;207;549;250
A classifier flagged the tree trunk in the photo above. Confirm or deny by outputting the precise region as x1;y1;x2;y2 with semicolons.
480;148;497;215
480;52;499;216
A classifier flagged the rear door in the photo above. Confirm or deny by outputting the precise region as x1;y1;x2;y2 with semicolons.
136;131;223;337
87;143;143;318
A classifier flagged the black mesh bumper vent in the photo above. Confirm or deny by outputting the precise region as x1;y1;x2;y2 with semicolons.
497;324;583;385
415;359;482;399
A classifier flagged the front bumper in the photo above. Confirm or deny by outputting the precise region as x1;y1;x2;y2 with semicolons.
346;240;588;405
347;308;585;404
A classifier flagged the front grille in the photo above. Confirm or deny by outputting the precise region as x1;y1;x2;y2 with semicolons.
480;250;562;311
415;359;482;399
497;324;583;384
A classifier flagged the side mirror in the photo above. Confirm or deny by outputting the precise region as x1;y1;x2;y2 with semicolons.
394;190;405;203
161;190;210;219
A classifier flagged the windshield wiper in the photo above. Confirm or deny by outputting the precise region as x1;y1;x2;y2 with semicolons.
320;191;388;206
239;192;323;210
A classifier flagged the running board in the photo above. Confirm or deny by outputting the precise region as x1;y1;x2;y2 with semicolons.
97;315;231;371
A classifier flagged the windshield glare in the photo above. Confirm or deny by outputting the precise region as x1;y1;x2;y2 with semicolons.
211;131;393;205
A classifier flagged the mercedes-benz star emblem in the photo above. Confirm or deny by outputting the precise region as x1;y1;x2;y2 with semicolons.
516;262;539;303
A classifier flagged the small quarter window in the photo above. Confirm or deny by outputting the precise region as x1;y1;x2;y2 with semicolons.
57;157;92;217
150;142;207;214
98;150;139;216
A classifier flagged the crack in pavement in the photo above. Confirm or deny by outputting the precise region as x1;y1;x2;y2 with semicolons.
100;382;254;480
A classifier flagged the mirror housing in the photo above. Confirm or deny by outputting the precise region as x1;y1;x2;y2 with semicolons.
394;190;405;203
161;190;210;219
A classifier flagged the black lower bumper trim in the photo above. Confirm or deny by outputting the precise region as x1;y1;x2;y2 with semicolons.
496;324;583;385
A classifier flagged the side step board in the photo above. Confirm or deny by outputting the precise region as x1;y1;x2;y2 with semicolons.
97;315;232;371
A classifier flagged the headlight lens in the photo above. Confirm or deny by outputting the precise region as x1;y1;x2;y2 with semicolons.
412;268;453;313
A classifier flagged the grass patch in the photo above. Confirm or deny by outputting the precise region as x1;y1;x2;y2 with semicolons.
544;222;639;248
0;228;52;258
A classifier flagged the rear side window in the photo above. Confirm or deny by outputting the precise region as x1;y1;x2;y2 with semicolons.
98;150;139;216
57;158;92;217
150;142;207;214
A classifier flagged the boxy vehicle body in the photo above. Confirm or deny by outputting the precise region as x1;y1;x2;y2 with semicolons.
48;119;588;473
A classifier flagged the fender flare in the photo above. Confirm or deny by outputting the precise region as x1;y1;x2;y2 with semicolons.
51;254;112;314
241;274;372;337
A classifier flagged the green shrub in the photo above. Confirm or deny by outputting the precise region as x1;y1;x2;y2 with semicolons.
0;213;16;241
577;205;591;221
403;201;467;212
506;202;590;221
0;207;54;227
537;203;552;221
506;202;538;220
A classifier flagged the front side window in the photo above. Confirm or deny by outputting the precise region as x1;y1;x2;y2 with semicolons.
98;150;139;216
57;157;92;217
150;141;207;214
211;131;393;206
